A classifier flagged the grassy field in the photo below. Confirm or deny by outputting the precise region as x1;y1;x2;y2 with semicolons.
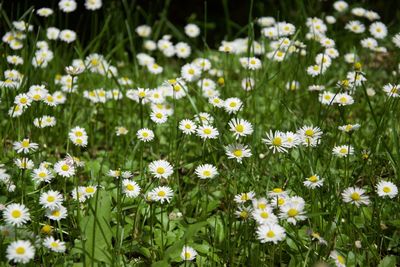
0;0;400;266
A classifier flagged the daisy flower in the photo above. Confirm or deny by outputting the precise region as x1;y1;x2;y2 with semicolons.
338;124;361;133
181;63;201;82
54;160;75;177
319;91;336;105
115;126;129;136
184;24;200;38
46;205;68;221
39;190;64;209
332;145;354;158
197;125;219;140
376;181;398;199
13;138;39;154
195;164;218;179
122;179;141;198
342;186;370;207
263;130;289;153
252;207;278;225
296;125;323;147
382;83;400;98
228;118;253;139
335;93;354;106
235;206;253;220
369;22;387;39
150;186;174;204
209;97;225;108
6;240;35;264
59;0;77;13
179;119;197;135
150;110;168;124
330;250;346;267
256;223;286;244
3;203;30;226
303;174;324;189
225;143;252;163
279;198;307;225
149;160;173;179
43;236;66;253
137;128;155;142
181;245;197;261
252;198;270;211
14;158;34;170
224;97;243;114
234;191;255;204
345;20;365;34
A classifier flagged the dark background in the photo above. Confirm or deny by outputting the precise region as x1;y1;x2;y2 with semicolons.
1;0;400;47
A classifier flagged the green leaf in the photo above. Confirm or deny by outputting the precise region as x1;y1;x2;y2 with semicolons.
378;256;397;267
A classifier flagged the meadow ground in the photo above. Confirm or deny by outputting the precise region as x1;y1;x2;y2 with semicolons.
0;0;400;266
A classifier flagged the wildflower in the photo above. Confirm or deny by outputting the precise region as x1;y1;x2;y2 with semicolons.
135;25;152;37
148;160;173;179
330;250;346;267
181;246;197;261
59;0;77;13
225;143;252;163
369;22;387;39
252;207;278;225
256;223;286;244
297;125;323;147
179;119;197;135
85;0;102;10
6;240;35;264
184;24;200;38
279;197;307;225
342;187;370;207
3;203;30;226
303;174;324;189
234;191;255;204
43;236;66;253
195;164;218;179
383;83;400;98
376;181;398;199
31;167;54;184
197;125;219;140
150;186;174;203
137;128;155;142
39;190;64;209
263;130;289;153
228;118;253;139
37;7;54;17
332;145;354;157
338;124;360;133
224;97;243;114
46;205;68;221
14;158;34;170
235;206;253;220
54;160;75;177
345;20;365;34
115;126;129;136
181;63;201;82
13;138;39;154
122;179;141;198
335;93;354;106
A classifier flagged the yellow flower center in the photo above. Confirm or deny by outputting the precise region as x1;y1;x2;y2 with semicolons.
272;137;282;146
47;196;55;202
39;172;46;178
305;129;314;136
308;175;318;182
203;128;212;135
138;91;146;98
273;188;283;193
157;191;166;197
75;131;83;137
233;149;243;157
260;211;269;219
337;255;345;264
20;98;27;104
21;140;30;148
52;210;60;217
16;247;25;255
278;198;285;205
258;203;267;210
287;208;299;217
12;210;21;218
86;187;95;193
235;124;244;133
126;184;134;191
61;165;70;171
185;124;191;129
339;148;348;154
229;102;237;107
142;132;149;137
184;252;191;259
203;170;211;177
266;230;275;238
156;167;165;174
51;242;59;248
351;192;360;201
383;186;391;193
155;113;162;119
240;211;248;218
188;69;195;75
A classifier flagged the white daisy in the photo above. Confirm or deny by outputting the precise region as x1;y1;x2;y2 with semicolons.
148;160;173;179
195;164;218;179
